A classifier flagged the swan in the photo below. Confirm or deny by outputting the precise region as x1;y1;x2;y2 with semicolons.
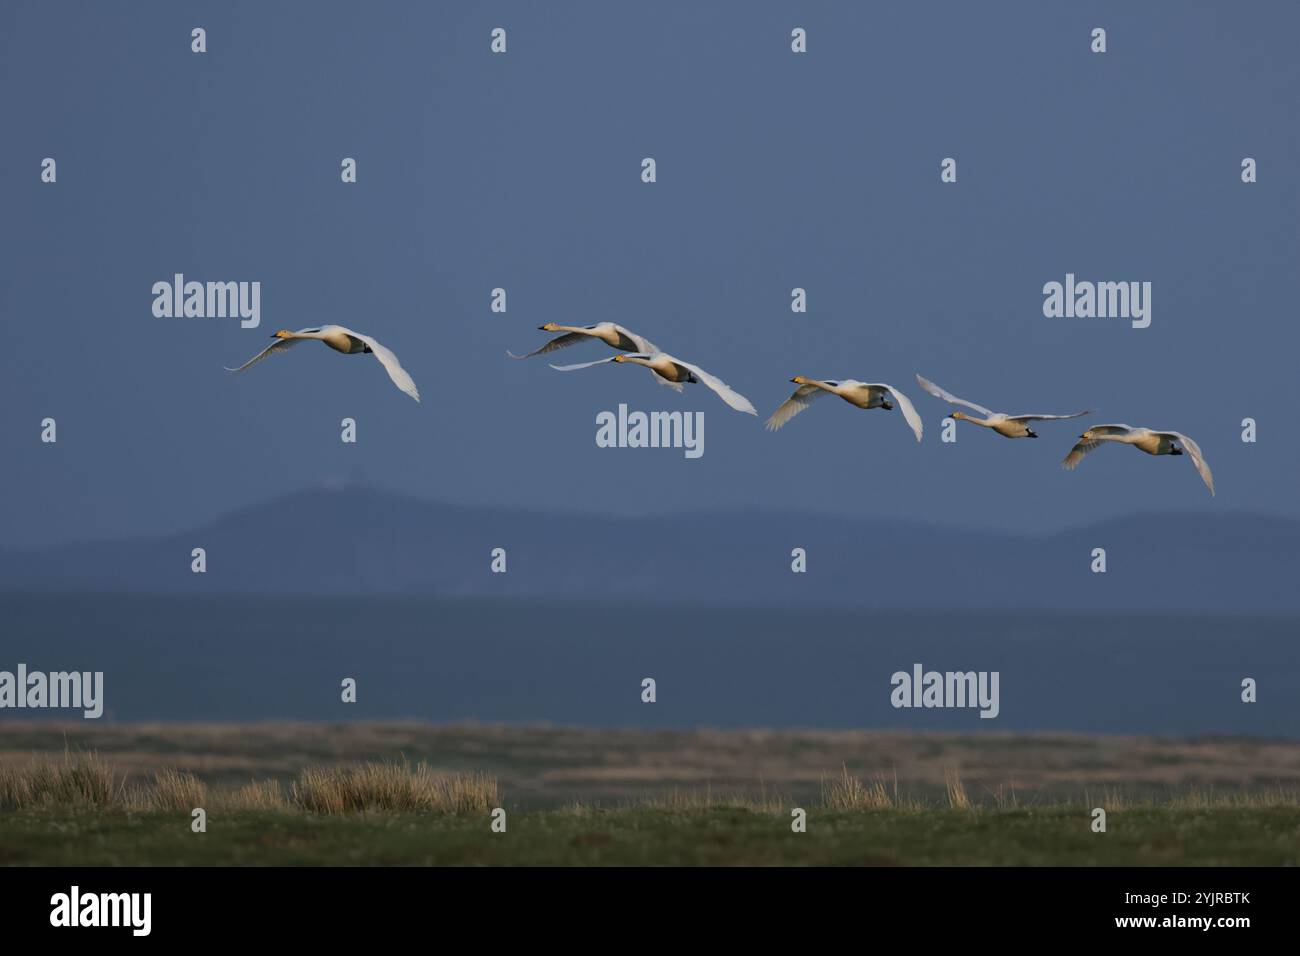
915;374;1088;438
549;353;757;414
1061;424;1214;496
225;326;419;401
766;377;923;442
511;322;681;390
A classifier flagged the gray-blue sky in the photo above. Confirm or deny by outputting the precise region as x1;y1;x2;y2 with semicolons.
2;1;1297;548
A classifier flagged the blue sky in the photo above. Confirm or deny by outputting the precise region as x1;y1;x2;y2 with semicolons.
1;1;1297;547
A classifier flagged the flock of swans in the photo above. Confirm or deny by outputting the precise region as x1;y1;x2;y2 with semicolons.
223;321;1215;496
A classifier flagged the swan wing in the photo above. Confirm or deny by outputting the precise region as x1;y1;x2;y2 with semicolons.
507;332;589;359
1157;431;1215;496
1059;426;1128;470
1007;410;1092;423
914;374;993;417
224;337;302;373
612;324;662;355
872;384;924;442
345;329;420;402
548;355;632;372
1061;438;1106;470
764;383;827;431
673;358;757;415
609;325;673;386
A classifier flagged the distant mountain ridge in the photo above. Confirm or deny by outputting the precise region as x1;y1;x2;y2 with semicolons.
0;486;1296;614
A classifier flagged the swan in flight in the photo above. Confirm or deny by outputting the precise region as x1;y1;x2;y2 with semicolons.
511;322;680;390
1061;425;1214;496
225;326;420;401
765;377;923;441
915;374;1088;438
549;353;757;414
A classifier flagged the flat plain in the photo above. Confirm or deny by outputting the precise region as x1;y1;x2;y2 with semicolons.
1;722;1297;865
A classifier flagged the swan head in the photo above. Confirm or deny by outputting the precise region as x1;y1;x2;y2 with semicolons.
791;376;806;384
271;329;294;339
612;354;627;363
538;322;560;332
950;410;967;421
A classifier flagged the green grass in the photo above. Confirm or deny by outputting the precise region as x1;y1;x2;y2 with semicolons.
3;805;1298;866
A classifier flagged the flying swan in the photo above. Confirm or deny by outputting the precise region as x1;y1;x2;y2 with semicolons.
225;326;420;401
510;322;681;391
1061;424;1215;496
765;377;923;441
549;353;757;414
915;374;1088;438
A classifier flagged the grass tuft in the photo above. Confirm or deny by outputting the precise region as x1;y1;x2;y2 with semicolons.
823;765;895;811
0;750;121;810
147;769;208;812
944;767;970;810
289;760;497;815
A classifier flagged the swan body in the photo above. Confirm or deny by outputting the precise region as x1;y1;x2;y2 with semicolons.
513;322;680;390
914;374;1089;438
549;352;757;414
766;377;923;442
225;325;419;401
1062;424;1214;496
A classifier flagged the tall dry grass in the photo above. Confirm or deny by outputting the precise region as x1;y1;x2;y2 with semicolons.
0;751;121;810
289;760;497;815
0;751;498;815
822;765;896;811
147;769;208;812
944;767;971;810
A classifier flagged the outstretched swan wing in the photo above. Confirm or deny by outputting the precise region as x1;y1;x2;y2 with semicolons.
1008;410;1091;423
765;384;827;431
873;384;924;442
1158;431;1215;496
673;358;757;415
224;337;302;373
347;330;420;402
507;332;589;359
914;374;994;417
612;324;662;355
1060;424;1131;470
549;355;632;372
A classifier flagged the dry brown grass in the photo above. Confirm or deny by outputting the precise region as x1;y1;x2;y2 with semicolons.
0;751;122;810
822;765;895;811
146;769;208;812
944;767;971;810
289;760;497;815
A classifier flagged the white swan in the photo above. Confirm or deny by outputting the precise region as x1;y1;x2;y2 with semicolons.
915;374;1088;438
550;353;757;414
511;322;681;391
1062;424;1214;496
766;377;923;442
225;326;419;401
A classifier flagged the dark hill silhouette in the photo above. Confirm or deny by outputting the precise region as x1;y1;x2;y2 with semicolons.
1;485;1294;614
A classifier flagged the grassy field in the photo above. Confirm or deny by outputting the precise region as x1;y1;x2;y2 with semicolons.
3;804;1298;866
2;722;1298;865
